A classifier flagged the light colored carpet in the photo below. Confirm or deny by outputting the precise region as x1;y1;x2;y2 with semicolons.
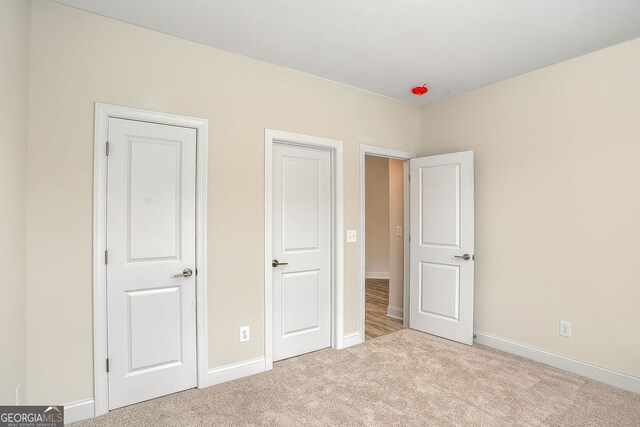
73;329;640;426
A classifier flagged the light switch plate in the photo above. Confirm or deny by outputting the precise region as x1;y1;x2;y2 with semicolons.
346;229;357;243
396;226;403;237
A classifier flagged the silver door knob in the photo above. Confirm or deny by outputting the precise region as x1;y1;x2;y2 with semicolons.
454;254;471;261
272;259;289;268
173;268;193;278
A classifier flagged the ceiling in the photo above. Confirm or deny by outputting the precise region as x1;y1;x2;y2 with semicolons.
53;0;640;105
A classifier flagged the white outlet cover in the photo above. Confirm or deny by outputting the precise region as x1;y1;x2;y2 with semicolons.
559;321;572;337
240;326;250;342
396;226;403;237
346;229;357;243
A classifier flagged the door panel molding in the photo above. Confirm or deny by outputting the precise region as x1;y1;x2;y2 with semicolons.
93;103;208;417
358;145;415;342
264;129;343;370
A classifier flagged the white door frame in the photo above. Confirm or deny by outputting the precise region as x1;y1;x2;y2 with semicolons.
359;145;415;340
264;129;344;370
92;103;209;417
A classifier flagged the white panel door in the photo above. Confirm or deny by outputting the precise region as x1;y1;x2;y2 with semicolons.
409;151;475;345
107;118;197;409
272;143;331;361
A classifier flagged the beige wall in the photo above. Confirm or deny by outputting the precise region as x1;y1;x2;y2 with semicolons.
421;37;640;377
26;1;421;404
387;159;404;314
365;156;390;277
24;0;639;406
0;0;30;405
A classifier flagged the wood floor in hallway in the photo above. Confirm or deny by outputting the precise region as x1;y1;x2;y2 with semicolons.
365;278;404;340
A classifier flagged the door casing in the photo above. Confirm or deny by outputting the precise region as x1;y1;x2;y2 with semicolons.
359;145;415;342
264;129;344;370
92;103;209;417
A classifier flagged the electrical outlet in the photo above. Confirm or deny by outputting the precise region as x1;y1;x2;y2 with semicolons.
240;326;250;343
395;226;403;237
346;229;357;243
559;321;572;337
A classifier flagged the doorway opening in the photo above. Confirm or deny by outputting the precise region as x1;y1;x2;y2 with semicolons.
359;146;475;347
359;145;414;343
364;155;406;339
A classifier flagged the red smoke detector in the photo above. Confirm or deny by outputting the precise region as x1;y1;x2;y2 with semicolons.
411;84;428;96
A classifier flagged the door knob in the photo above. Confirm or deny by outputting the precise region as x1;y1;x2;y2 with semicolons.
454;254;471;261
173;268;193;278
272;259;289;268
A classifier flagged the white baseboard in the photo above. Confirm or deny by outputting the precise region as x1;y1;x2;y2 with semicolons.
365;271;389;280
342;331;363;348
62;358;266;424
64;398;94;424
207;357;266;387
474;331;640;394
386;305;403;320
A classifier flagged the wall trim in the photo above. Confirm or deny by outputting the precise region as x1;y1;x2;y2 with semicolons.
93;103;209;416
359;145;415;340
342;331;363;348
386;305;403;320
64;399;94;424
474;331;640;394
365;271;390;280
264;129;344;371
207;357;266;386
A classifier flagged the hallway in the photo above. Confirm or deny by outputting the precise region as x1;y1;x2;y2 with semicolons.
365;278;404;340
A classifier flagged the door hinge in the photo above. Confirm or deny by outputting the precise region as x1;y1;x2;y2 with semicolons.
104;250;108;265
106;358;110;373
106;141;110;156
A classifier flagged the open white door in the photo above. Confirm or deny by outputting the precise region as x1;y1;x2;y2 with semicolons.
409;151;474;345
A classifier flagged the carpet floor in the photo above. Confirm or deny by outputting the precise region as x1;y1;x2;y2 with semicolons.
73;329;640;426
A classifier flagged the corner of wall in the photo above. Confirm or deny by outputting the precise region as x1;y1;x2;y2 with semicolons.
0;0;31;406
